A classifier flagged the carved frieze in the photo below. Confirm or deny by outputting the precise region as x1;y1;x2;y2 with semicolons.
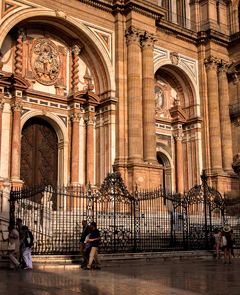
30;39;61;86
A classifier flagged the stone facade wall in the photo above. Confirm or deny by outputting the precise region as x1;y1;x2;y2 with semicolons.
0;0;238;200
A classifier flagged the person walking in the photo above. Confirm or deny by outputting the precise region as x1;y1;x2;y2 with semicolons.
22;226;34;270
222;226;234;265
16;218;24;265
8;225;21;270
213;228;221;259
84;222;101;270
80;220;90;267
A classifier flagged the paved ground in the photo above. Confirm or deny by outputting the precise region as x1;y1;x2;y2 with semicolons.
0;259;239;295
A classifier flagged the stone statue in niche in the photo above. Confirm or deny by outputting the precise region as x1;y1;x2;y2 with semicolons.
155;86;164;110
30;39;61;86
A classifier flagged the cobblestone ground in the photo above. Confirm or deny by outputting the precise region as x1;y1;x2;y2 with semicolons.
0;259;239;295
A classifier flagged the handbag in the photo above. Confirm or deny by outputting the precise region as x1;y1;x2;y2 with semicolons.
220;236;227;248
8;242;15;251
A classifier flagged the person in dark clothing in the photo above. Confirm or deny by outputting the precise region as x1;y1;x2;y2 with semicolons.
80;220;90;266
22;226;34;270
84;222;101;270
222;226;234;264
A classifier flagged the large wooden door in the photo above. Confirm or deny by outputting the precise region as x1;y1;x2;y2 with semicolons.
21;118;58;188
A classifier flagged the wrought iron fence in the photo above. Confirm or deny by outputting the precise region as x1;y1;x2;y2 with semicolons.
9;172;240;255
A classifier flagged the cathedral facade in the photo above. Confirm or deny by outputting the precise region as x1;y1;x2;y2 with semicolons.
0;0;239;196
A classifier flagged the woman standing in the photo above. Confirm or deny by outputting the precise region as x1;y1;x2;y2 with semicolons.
8;225;21;270
213;228;221;259
22;226;34;270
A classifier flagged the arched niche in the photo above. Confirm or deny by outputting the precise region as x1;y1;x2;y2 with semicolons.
21;110;69;186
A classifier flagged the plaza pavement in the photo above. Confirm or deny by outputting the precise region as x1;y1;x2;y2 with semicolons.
0;259;239;295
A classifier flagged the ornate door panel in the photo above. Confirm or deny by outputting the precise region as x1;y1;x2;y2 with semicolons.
21;118;58;188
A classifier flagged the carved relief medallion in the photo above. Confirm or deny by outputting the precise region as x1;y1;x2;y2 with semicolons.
30;39;61;85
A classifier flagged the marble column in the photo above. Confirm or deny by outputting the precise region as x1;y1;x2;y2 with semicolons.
204;56;223;172
218;61;233;171
14;29;24;76
125;26;143;162
85;116;95;185
11;101;23;181
70;112;81;184
141;32;157;163
174;132;184;193
71;45;81;93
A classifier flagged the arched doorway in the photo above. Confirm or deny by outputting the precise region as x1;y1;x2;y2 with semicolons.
157;150;174;193
20;117;58;188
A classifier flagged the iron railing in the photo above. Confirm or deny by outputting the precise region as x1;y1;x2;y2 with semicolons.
9;172;240;254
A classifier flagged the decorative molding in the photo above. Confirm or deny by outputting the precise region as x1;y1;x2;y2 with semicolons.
70;113;81;123
204;56;219;72
11;100;23;112
30;39;61;86
1;0;20;18
141;31;157;49
86;25;112;60
153;46;168;64
57;115;68;126
125;26;141;46
170;52;179;65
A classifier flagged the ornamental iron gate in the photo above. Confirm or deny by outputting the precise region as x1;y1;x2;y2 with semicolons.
9;172;238;255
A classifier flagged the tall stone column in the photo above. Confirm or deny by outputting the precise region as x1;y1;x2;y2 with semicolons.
125;26;143;162
141;32;157;163
70;113;81;184
204;56;223;172
71;45;81;93
85;116;95;185
11;100;23;181
218;61;233;171
15;29;24;76
174;132;184;193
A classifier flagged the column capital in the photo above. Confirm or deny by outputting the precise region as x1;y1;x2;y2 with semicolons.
84;115;96;125
125;26;141;46
70;112;81;122
141;31;157;49
204;56;219;72
218;60;231;75
71;45;81;56
174;133;184;141
11;101;23;112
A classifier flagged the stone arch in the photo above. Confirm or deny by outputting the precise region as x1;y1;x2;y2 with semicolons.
21;110;69;186
154;60;200;116
156;146;174;193
0;8;115;95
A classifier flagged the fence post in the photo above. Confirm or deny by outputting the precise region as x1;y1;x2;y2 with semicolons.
202;170;209;249
9;187;15;227
134;184;140;252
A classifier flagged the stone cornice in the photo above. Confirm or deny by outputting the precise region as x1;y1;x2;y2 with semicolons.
76;0;166;19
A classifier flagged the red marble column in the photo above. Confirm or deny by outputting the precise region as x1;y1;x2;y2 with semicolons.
11;100;23;181
174;132;184;193
71;45;81;93
15;29;24;76
70;113;81;184
85;116;95;185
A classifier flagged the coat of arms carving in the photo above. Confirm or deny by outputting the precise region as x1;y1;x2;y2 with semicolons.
30;39;61;86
